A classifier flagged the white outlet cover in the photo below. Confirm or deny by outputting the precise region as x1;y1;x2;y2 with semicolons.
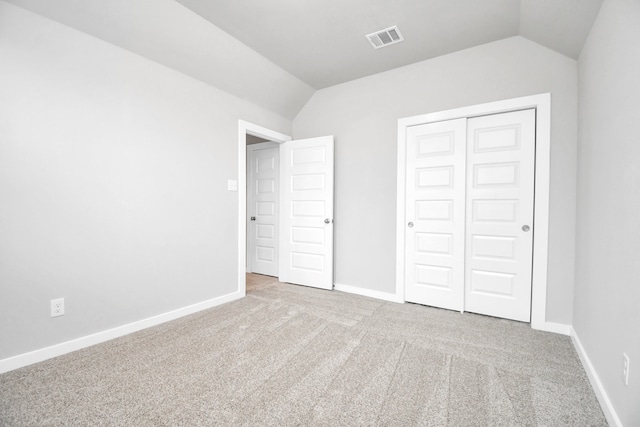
227;179;238;191
51;298;65;317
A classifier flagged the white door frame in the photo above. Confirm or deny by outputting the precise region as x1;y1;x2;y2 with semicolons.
238;120;291;297
396;93;554;332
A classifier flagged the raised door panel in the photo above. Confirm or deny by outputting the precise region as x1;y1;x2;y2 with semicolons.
404;119;466;311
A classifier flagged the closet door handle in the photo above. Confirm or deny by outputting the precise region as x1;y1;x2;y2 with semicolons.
522;225;530;232
408;222;414;228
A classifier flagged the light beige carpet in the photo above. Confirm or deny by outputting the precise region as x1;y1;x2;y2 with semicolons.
0;274;606;426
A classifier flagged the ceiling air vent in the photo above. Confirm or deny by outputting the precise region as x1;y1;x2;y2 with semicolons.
365;25;404;49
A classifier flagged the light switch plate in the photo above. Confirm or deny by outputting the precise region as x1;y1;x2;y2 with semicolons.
227;179;238;191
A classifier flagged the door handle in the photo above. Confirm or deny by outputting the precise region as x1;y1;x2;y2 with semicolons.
324;218;332;224
251;216;256;221
522;225;530;232
408;222;414;228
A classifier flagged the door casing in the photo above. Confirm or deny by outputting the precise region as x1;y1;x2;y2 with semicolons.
396;93;555;332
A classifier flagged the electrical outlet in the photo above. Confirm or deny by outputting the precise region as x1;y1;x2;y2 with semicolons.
51;298;64;317
622;353;630;386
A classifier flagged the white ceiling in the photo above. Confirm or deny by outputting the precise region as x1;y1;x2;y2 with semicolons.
3;0;603;118
177;0;603;89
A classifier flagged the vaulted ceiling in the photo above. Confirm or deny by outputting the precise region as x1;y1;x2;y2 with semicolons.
4;0;603;118
177;0;604;89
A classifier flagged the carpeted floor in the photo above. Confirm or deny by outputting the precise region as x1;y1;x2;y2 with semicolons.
0;274;606;426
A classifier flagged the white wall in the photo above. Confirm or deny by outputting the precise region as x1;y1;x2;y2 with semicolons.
0;2;290;359
575;0;640;424
293;36;578;325
2;0;314;120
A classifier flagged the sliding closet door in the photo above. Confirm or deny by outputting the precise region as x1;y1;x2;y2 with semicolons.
404;109;536;322
464;109;536;322
404;119;466;311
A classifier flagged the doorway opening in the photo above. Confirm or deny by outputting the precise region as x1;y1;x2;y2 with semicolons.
238;121;336;295
237;121;291;298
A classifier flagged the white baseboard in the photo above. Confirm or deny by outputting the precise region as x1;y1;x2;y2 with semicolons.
570;327;622;427
334;282;403;303
0;290;243;374
532;320;571;335
331;285;576;339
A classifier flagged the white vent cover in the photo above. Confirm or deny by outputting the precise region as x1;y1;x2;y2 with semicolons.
365;25;404;49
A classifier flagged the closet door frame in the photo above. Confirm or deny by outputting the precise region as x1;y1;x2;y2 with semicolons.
396;93;553;332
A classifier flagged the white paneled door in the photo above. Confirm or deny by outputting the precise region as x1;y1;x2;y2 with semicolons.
464;109;535;322
404;109;536;322
405;119;467;311
248;143;279;277
280;136;334;290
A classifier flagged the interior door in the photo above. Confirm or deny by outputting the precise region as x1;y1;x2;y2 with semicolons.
248;143;279;277
279;136;334;290
464;109;535;322
405;119;466;311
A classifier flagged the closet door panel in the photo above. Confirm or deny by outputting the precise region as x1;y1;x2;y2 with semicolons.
405;119;466;311
464;109;536;322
